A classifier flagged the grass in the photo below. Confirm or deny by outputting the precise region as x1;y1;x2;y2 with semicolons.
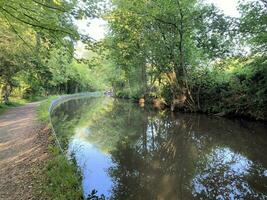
39;145;83;200
36;95;59;123
0;97;27;115
0;95;49;115
36;96;84;200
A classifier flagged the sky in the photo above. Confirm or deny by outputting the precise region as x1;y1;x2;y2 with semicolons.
75;18;107;41
74;18;107;58
205;0;240;17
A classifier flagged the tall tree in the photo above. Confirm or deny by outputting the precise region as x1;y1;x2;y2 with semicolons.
106;0;234;109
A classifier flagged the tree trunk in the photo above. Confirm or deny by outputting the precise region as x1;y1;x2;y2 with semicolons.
141;63;148;98
1;83;12;104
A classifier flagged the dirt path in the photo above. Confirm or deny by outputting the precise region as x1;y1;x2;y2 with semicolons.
0;102;49;200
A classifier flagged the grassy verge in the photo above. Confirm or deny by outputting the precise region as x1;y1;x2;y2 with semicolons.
36;95;59;123
0;97;27;115
0;95;50;115
36;96;84;200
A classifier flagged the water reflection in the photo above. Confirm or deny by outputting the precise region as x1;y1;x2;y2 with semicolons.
192;147;265;199
51;97;267;200
68;138;113;198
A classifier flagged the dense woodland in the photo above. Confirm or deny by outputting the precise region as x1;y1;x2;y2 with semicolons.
0;0;266;120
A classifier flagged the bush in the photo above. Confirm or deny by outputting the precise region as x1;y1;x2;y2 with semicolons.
190;56;267;120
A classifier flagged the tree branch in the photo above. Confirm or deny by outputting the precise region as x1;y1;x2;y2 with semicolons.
0;7;74;36
0;12;35;52
32;0;67;12
153;17;178;28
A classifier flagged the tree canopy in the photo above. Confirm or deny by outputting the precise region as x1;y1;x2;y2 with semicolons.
103;0;266;119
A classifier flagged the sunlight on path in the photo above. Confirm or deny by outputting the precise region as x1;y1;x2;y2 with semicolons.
0;102;48;200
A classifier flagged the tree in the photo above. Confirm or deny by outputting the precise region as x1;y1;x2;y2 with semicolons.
0;17;34;103
238;0;267;54
106;0;234;110
0;0;102;102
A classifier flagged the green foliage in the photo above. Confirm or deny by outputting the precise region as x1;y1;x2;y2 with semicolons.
1;0;266;122
189;56;267;120
104;0;267;120
0;97;26;115
0;0;107;103
106;0;234;100
239;0;267;54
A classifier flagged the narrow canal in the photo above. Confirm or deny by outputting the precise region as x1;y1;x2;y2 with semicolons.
51;96;267;200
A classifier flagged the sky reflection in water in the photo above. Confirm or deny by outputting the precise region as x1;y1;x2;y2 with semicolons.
68;135;113;198
51;97;267;200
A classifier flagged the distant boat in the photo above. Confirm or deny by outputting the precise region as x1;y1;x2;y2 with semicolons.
104;91;113;97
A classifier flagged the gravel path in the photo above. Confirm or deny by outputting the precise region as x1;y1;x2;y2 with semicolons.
0;102;49;200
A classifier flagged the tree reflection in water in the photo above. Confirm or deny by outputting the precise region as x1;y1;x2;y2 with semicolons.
51;97;267;200
192;147;266;199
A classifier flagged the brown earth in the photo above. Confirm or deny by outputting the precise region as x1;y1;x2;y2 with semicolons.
0;102;50;200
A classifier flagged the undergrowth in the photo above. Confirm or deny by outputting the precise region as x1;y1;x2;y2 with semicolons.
0;97;27;115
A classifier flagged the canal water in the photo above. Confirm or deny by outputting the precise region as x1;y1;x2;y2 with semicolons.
51;96;267;200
